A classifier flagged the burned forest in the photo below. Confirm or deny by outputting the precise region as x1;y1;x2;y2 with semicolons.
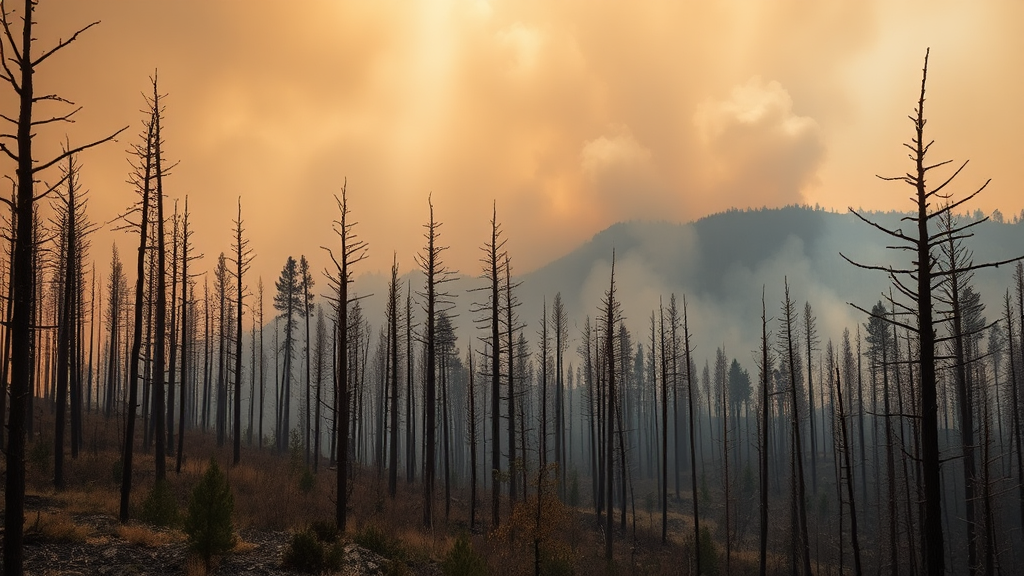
2;2;1024;576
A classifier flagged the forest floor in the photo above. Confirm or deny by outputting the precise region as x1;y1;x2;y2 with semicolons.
2;409;778;575
17;488;420;576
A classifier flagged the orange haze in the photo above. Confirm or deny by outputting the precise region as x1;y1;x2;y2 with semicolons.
9;1;1023;303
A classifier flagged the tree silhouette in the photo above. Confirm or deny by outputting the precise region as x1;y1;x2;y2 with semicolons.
0;6;123;556
53;150;94;491
322;181;367;531
386;253;401;497
682;296;701;576
299;255;313;465
414;194;455;528
601;252;620;561
757;288;772;576
215;252;230;448
232;198;254;465
842;49;1024;575
471;203;506;527
104;244;126;419
118;78;162;523
274;255;300;451
781;279;812;576
176;196;199;474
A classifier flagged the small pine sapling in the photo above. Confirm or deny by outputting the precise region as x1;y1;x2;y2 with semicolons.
184;459;236;568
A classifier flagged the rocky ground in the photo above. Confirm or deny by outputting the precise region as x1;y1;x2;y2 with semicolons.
16;495;424;576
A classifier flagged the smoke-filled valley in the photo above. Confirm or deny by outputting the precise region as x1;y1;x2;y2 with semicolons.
4;2;1024;576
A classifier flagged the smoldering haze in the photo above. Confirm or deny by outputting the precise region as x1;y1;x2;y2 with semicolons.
14;0;1024;295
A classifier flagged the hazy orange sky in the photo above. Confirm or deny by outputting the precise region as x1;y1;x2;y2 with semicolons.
18;1;1024;288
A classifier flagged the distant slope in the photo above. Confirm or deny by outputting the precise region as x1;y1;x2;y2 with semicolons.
346;206;1022;367
515;206;1023;361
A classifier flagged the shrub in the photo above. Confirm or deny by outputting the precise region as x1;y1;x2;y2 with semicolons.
310;519;339;543
540;551;574;576
30;511;89;543
288;429;303;475
141;479;179;527
298;468;315;494
697;525;719;576
353;524;403;560
184;459;236;568
441;533;487;576
283;528;345;574
283;529;324;573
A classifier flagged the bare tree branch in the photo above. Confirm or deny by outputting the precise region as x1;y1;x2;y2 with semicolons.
847;208;916;244
32;126;126;174
848;301;919;333
31;21;100;67
30;106;81;126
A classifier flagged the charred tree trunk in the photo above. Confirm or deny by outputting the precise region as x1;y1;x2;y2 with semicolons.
759;290;771;576
603;254;617;561
387;255;400;496
327;182;366;531
152;87;168;482
232;199;252;466
782;279;812;576
835;362;863;576
175;198;191;474
683;297;701;576
121;98;157;522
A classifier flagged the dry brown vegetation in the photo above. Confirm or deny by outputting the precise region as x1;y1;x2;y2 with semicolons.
9;409;788;575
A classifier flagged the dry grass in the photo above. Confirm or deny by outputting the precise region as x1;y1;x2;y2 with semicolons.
53;486;121;517
183;554;209;576
232;537;257;554
20;409;782;576
29;511;91;543
116;522;181;547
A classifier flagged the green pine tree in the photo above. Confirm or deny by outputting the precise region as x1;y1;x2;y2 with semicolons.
184;459;236;568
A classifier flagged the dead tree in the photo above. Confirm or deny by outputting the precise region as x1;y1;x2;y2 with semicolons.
682;296;701;576
413;194;455;528
54;151;91;491
467;344;479;530
257;278;265;448
232;198;253;465
150;81;170;481
781;279;812;576
300;255;313;465
405;281;416;483
1004;289;1024;537
835;361;863;576
176;196;198;474
601;252;620;561
166;203;178;454
387;254;400;496
553;292;567;497
659;301;668;543
313;305;326;471
804;302;819;494
323;181;367;531
471;203;506;527
0;4;122;563
215;253;230;448
758;288;772;576
842;50;1024;576
104;244;126;419
118;88;161;522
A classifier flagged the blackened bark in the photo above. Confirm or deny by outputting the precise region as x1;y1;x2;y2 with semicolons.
121;105;156;522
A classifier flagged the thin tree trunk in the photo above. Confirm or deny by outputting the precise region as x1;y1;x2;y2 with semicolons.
835;362;863;576
121;104;156;522
175;198;190;474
